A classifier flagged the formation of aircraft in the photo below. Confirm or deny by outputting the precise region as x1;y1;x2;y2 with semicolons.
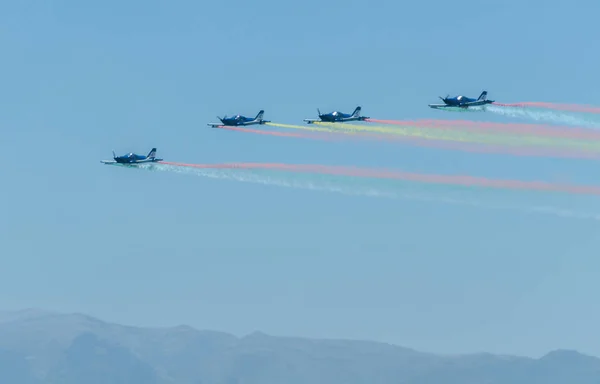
102;91;496;163
303;106;369;124
428;91;494;109
207;110;270;128
100;148;162;165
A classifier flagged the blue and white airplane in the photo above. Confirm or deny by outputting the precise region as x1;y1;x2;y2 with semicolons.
303;106;368;124
207;110;270;128
428;91;494;109
100;148;163;164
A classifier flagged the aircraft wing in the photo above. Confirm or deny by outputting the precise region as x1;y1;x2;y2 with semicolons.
462;100;488;107
137;158;163;163
100;158;162;165
428;104;453;109
240;120;271;126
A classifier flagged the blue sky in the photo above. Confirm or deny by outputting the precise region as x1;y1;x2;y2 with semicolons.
2;0;600;358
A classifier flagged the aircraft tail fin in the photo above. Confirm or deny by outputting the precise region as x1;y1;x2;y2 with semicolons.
478;91;488;101
147;148;157;159
352;106;361;117
255;110;265;121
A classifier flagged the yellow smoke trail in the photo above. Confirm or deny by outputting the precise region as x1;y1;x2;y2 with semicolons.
310;122;600;151
266;121;600;150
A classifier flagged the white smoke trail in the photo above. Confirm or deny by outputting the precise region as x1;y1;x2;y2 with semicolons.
130;163;600;222
146;163;398;198
486;105;600;128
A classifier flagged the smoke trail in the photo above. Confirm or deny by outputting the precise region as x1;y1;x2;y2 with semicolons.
236;123;600;160
497;102;600;114
145;162;398;198
313;121;600;151
367;118;600;141
114;162;600;222
269;120;600;146
486;104;600;128
157;161;600;196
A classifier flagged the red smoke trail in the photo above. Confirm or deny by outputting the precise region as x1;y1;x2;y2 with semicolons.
159;161;600;196
223;125;600;160
365;118;600;140
494;102;600;114
367;133;600;160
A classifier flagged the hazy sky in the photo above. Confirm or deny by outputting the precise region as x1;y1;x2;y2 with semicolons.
2;0;600;359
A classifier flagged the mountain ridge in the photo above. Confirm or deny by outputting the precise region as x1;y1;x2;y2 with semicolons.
0;308;597;384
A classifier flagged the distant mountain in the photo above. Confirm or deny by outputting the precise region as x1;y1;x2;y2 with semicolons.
0;308;598;384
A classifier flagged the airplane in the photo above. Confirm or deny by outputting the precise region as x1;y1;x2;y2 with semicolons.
428;91;495;109
100;148;163;165
303;106;369;124
207;110;270;128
